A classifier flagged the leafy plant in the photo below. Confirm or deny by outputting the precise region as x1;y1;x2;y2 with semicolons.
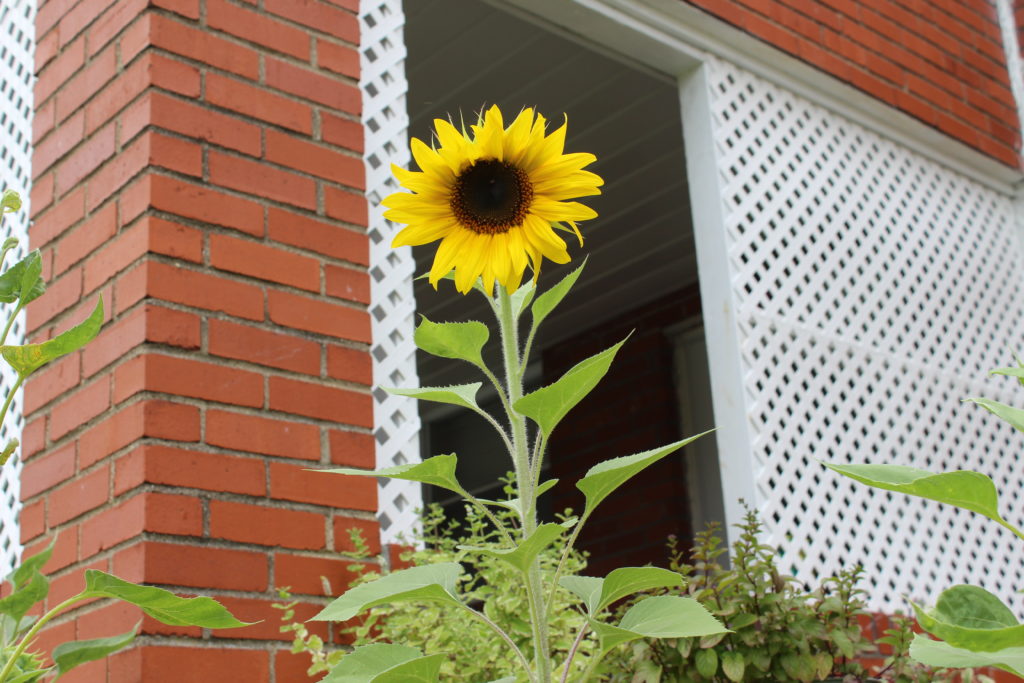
608;509;983;683
0;190;248;681
825;359;1024;677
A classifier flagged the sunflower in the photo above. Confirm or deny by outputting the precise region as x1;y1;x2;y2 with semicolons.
383;105;603;294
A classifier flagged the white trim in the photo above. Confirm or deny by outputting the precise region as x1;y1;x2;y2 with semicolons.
996;0;1024;170
502;0;1022;194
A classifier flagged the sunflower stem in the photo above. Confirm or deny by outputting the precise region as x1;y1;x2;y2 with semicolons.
496;286;551;683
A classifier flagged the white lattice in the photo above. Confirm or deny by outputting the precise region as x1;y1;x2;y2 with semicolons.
360;0;422;545
0;0;32;575
704;56;1024;611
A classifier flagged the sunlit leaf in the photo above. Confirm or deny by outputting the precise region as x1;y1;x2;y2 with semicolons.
589;596;726;655
312;563;462;622
1;189;21;213
479;479;558;517
81;571;249;628
909;634;1024;676
387;383;481;412
514;339;625;438
531;259;585;329
52;626;138;677
578;432;712;517
414;317;488;369
912;585;1024;652
967;397;1024;434
2;298;103;377
462;523;563;574
323;644;443;683
0;251;45;305
323;454;463;496
0;538;54;625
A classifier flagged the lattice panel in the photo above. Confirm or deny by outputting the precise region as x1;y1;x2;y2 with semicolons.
360;0;422;545
705;56;1024;611
0;0;32;575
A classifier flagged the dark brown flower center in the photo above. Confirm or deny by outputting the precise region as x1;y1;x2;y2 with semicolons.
450;159;533;234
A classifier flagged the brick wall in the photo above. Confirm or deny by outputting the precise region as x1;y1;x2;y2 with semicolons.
26;0;373;679
544;286;702;576
685;0;1022;168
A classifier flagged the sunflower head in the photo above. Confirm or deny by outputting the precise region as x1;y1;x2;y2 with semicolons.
384;105;603;294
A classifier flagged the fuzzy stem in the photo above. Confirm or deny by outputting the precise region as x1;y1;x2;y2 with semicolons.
461;603;535;682
0;594;86;683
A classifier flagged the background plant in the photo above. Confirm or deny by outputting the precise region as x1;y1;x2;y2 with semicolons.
0;189;247;682
825;359;1024;677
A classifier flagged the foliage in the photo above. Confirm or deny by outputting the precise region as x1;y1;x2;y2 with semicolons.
312;255;728;682
825;359;1024;677
0;191;247;682
607;509;985;683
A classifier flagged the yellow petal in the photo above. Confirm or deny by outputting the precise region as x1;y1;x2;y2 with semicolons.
523;215;570;264
503;108;535;164
530;198;598;223
391;219;457;247
411;138;454;182
429;230;469;287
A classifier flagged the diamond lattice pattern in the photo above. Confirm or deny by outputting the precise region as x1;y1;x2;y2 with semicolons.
707;56;1024;610
360;0;423;545
0;0;32;575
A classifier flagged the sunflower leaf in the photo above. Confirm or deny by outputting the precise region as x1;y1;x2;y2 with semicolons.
589;596;727;656
414;317;489;369
912;585;1024;652
53;625;138;677
531;258;586;329
321;454;464;496
0;189;21;214
387;383;482;412
460;523;564;575
514;337;625;438
1;298;103;377
323;644;444;683
909;634;1024;676
0;250;46;305
312;564;463;622
81;571;250;628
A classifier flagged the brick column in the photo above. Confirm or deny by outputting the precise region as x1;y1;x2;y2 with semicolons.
26;0;376;679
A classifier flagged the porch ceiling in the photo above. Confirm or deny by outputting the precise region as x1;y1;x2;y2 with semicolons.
403;0;697;385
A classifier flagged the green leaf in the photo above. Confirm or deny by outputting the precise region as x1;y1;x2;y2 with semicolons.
312;563;462;622
514;339;625;438
694;647;718;678
463;523;563;574
414;317;489;369
721;651;745;682
1;190;21;213
589;596;727;655
780;653;816;683
52;625;138;678
909;634;1024;677
967;397;1024;433
0;438;18;467
17;251;41;309
912;585;1024;652
2;298;103;377
480;479;558;517
531;259;585;329
387;383;481;412
578;432;712;517
509;279;536;318
823;462;1021;536
0;251;46;305
81;571;249;628
323;644;443;683
0;539;54;626
562;567;684;615
323;454;464;496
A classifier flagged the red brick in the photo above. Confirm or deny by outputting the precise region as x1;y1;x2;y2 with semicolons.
55;123;116;195
324;185;369;226
124;646;269;682
210;234;320;292
206;73;313;134
35;29;59;74
265;129;365;188
143;541;269;592
270;461;376;510
264;0;359;43
20;501;45;543
321;112;363;153
212;597;325;641
33;100;56;145
81;492;202;558
31;173;55;213
150;174;265;236
88;131;203;212
150;0;201;19
210;501;326;549
208;0;311;60
25;527;78;573
325;264;370;304
55;201;116;274
332;515;380;555
84;214;202;291
150;14;259;80
209;151;317;210
208;319;321;375
78;400;201;468
21;442;75;499
55;46;117;123
267;208;369;266
28;266;81;329
328;429;374;468
48;465;109;526
326;344;371;385
24;352;80;414
113;353;264;407
206;408;321;460
268;375;372;426
21;418;45;461
275;553;369;596
49;375;110;441
268;290;370;342
144;260;266;321
317;38;359;79
38;0;79;37
37;37;85;105
57;0;106;49
146;91;261;156
81;304;145;376
265;58;360;114
145;304;202;349
87;0;146;56
116;443;266;496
